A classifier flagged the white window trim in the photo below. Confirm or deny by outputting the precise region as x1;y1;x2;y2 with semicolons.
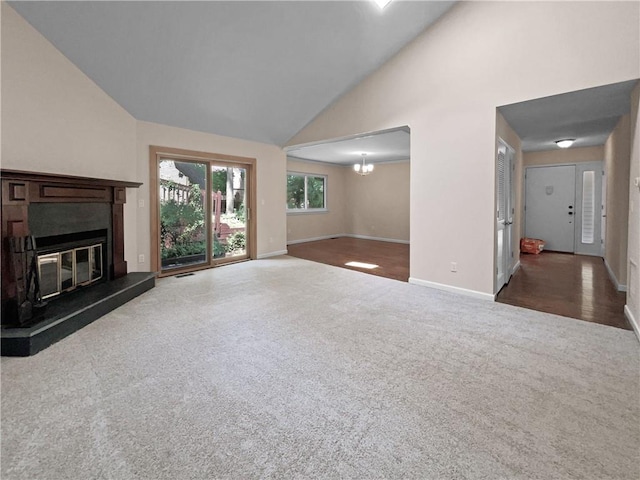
286;172;328;213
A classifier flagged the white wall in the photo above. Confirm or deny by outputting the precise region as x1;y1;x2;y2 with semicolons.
287;1;640;296
1;3;137;180
346;161;410;242
524;146;605;167
604;115;631;290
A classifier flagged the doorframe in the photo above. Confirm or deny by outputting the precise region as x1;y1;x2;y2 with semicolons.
149;145;257;276
495;137;516;293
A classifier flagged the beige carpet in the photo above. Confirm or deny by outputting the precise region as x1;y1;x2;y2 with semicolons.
2;256;638;479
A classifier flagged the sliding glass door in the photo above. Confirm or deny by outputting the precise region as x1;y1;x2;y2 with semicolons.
150;147;256;276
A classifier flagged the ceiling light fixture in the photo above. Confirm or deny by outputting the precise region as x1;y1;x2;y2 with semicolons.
354;153;374;176
555;139;575;148
373;0;393;9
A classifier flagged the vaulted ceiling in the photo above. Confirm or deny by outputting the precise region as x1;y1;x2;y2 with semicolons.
9;1;456;146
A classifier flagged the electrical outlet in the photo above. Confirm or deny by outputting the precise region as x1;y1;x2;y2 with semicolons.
450;262;457;272
138;199;144;208
138;254;145;263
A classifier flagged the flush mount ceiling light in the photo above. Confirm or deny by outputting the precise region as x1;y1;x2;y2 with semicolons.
555;139;575;148
373;0;393;9
353;153;374;176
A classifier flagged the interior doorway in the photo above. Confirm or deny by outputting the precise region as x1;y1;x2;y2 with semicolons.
284;126;410;280
495;80;637;328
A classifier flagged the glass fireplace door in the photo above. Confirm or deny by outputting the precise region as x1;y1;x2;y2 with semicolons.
37;244;104;299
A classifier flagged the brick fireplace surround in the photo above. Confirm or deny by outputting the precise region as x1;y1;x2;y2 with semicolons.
1;170;155;356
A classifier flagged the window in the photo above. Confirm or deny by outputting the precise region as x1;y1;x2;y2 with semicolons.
287;173;326;211
581;170;595;244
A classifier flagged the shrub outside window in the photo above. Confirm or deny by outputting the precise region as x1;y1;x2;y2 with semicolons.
287;173;326;211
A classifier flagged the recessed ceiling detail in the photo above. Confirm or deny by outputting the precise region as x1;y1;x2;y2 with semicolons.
9;1;455;146
286;128;410;165
498;80;638;152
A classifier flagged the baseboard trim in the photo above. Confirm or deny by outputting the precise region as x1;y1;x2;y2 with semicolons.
408;277;495;301
287;233;409;246
604;258;628;292
287;235;343;245
511;260;521;276
345;234;410;244
624;305;639;342
257;250;288;259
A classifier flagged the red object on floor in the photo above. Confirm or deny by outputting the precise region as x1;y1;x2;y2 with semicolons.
520;237;545;254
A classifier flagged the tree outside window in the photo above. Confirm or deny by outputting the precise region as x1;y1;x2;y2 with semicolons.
287;173;326;211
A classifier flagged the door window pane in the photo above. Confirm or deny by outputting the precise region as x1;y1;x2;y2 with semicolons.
159;160;207;270
213;167;247;259
582;171;595;244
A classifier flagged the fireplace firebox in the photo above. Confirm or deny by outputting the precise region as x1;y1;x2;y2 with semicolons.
35;229;108;300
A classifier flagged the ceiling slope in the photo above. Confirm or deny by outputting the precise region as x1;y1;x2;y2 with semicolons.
9;0;456;146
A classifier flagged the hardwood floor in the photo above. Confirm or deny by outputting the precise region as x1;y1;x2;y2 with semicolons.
289;241;629;330
497;252;630;330
287;237;409;282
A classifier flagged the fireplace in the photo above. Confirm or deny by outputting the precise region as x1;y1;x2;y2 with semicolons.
1;169;155;356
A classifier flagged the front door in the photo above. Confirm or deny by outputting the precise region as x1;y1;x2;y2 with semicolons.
525;165;576;252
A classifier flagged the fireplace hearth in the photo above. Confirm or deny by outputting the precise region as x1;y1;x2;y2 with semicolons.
1;170;155;355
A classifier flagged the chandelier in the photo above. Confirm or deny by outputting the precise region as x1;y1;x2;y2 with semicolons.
353;153;374;176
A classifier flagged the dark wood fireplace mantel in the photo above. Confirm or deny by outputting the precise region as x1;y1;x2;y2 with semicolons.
1;169;142;324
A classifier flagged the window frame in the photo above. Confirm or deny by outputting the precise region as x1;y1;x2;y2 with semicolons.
286;172;328;213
